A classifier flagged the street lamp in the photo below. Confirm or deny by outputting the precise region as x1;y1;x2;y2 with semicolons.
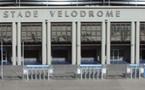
18;0;21;7
0;38;4;79
22;40;25;79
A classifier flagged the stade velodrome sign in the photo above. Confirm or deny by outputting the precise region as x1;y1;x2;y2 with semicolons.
0;10;120;18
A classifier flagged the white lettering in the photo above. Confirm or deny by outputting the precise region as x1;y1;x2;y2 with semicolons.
116;11;120;17
3;11;8;18
33;11;38;17
10;11;16;18
17;12;23;18
89;11;94;17
97;11;103;17
80;11;86;17
71;11;78;17
50;11;55;17
106;10;113;17
58;11;62;17
65;11;69;17
2;10;39;18
25;11;31;17
2;10;120;19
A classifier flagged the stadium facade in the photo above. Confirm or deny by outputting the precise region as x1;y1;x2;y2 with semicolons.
0;0;145;65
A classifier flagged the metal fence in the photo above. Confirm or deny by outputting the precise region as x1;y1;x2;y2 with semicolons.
126;64;144;79
76;64;107;80
2;64;145;80
23;65;53;80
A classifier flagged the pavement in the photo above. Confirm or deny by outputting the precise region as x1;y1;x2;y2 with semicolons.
0;65;145;90
0;79;145;90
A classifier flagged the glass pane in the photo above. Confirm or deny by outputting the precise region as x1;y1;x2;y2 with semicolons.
81;22;102;42
51;22;72;42
111;22;131;41
0;23;12;42
21;22;42;42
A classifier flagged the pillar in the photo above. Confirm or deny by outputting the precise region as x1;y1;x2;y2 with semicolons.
17;22;21;65
77;22;81;65
47;21;51;65
136;21;140;64
12;22;17;65
106;21;110;64
101;21;106;64
72;22;76;65
131;21;135;64
42;21;47;64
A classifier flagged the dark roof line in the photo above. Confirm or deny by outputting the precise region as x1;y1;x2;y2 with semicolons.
0;0;145;6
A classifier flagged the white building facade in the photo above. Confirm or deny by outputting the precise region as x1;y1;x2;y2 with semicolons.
0;6;144;65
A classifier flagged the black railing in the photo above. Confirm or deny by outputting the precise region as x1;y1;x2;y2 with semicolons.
0;0;145;6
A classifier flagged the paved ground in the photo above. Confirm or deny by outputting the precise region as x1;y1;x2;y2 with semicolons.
0;79;145;90
0;65;145;90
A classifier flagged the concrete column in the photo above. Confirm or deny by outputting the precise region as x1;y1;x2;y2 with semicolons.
101;21;106;64
42;21;47;65
131;21;135;64
77;22;81;65
106;21;110;64
17;22;21;65
136;21;140;64
47;21;51;65
12;22;17;65
72;22;76;65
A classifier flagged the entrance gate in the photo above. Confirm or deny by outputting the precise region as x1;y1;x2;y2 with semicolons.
126;64;144;79
23;65;53;80
0;49;8;64
140;48;145;63
111;49;121;64
76;64;107;80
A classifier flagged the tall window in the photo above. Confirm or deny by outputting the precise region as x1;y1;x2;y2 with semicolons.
111;22;131;41
0;23;12;42
51;22;72;43
21;22;42;42
140;22;145;41
81;22;102;42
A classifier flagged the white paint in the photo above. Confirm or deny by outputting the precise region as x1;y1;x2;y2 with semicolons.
72;22;76;65
42;22;47;64
47;21;51;65
102;68;107;74
136;21;140;64
0;7;145;22
12;22;16;65
101;21;106;64
17;22;21;65
77;22;81;65
127;68;131;73
131;22;135;64
106;21;110;64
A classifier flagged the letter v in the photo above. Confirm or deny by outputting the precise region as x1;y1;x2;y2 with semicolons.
50;11;55;17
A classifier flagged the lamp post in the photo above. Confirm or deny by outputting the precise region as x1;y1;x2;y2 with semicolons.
103;0;105;5
22;40;24;79
0;38;3;79
18;0;21;7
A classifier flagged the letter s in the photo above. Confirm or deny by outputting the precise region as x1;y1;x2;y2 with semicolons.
3;11;8;18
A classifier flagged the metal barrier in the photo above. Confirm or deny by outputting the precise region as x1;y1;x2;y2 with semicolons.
126;64;144;79
76;64;106;80
143;64;145;78
23;65;53;80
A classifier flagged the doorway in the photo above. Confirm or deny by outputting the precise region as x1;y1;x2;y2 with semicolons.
111;49;121;63
81;46;101;64
21;22;42;65
140;48;145;63
0;49;8;64
52;46;71;64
